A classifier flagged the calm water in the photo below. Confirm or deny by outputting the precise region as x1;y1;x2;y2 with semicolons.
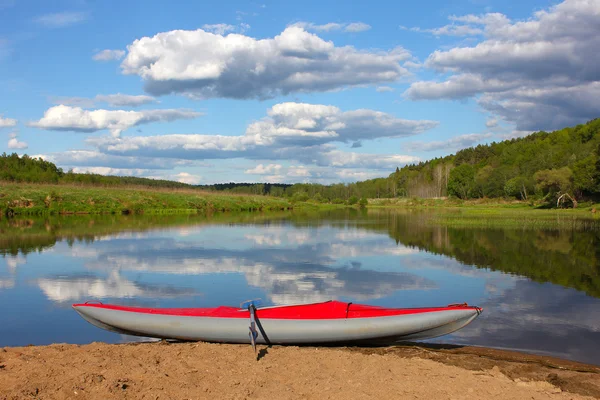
0;210;599;365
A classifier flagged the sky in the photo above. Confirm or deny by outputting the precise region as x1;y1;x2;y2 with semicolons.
0;0;598;185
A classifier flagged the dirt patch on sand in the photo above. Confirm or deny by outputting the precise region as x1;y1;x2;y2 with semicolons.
0;341;598;399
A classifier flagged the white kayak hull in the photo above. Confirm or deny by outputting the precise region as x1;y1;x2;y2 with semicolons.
73;304;481;344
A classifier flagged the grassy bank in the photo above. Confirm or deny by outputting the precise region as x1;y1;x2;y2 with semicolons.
0;183;294;216
369;196;600;210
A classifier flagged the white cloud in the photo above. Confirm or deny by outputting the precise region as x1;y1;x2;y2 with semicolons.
485;117;498;128
172;172;201;185
344;22;371;33
293;22;344;32
37;271;196;302
287;165;311;177
317;150;419;169
376;86;394;92
405;0;600;131
201;23;250;35
29;105;202;137
247;102;438;145
405;73;517;100
0;115;17;128
120;26;411;99
497;130;534;140
7;132;27;149
92;49;125;61
87;102;436;159
34;11;88;28
403;60;422;69
52;94;157;108
404;133;493;152
201;23;236;35
401;24;482;36
39;150;192;170
294;22;371;33
245;163;283;174
94;93;157;107
70;166;149;176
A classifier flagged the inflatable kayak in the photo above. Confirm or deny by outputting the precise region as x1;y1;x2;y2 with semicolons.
73;300;482;345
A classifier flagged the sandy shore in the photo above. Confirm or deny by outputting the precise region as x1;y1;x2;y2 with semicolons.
1;341;599;400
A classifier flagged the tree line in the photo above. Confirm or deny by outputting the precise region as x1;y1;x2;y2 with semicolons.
0;153;191;189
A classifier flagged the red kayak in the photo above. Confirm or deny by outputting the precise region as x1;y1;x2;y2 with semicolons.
73;300;482;345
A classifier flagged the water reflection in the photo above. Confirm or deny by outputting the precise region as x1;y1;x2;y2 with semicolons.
0;210;599;365
451;280;600;363
67;230;436;304
36;271;199;303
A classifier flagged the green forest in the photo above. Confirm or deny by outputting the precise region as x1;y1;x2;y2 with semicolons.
2;118;600;207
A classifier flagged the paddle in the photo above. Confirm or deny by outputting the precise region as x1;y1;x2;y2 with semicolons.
241;300;262;353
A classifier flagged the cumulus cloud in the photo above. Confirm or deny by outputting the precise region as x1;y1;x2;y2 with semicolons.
92;49;125;61
87;102;436;159
404;133;493;152
34;11;88;28
245;163;282;174
0;115;17;128
120;26;411;99
29;105;202;137
7;132;27;149
405;0;600;131
246;102;438;145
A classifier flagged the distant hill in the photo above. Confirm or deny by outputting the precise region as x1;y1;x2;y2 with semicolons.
389;118;600;203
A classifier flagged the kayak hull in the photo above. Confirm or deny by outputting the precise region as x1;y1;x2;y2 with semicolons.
73;301;482;344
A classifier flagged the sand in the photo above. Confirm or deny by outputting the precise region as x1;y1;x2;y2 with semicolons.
0;341;599;400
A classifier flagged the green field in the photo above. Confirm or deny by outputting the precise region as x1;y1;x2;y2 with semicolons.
0;183;294;216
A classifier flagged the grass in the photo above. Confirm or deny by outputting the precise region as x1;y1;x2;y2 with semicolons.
0;183;293;216
367;200;600;230
428;208;600;229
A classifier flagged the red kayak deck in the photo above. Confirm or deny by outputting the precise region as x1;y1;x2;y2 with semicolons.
72;300;481;320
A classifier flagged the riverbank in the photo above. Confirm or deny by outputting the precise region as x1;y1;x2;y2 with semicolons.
0;341;598;399
368;197;600;229
369;196;600;212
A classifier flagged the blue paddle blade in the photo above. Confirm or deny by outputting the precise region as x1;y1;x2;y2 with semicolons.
241;299;262;309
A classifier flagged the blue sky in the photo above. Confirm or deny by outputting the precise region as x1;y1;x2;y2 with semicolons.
0;0;597;184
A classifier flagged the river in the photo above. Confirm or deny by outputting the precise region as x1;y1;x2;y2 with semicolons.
0;209;598;365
